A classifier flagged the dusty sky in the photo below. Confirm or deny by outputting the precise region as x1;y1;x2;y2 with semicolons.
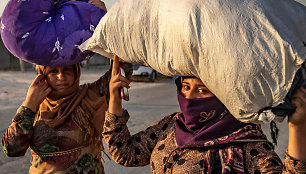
103;0;117;9
1;0;306;17
296;0;306;6
103;0;306;9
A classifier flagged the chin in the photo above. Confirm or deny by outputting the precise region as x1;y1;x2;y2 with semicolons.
51;88;68;94
57;89;68;93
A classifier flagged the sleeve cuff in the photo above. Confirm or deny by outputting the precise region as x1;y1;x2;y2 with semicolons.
284;150;306;173
104;109;129;130
12;106;36;133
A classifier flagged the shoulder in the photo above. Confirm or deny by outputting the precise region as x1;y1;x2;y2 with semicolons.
146;112;179;135
152;112;179;127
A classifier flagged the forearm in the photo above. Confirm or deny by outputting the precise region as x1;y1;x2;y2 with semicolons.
287;87;306;160
1;106;35;157
22;100;39;113
108;98;123;116
288;125;306;160
103;110;151;166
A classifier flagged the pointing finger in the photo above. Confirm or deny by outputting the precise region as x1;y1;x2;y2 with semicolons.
112;54;120;77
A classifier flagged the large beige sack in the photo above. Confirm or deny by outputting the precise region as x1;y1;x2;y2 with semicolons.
80;0;306;123
0;0;10;17
0;0;10;18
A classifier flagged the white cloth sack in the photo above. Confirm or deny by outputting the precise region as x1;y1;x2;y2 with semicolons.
80;0;306;123
0;0;10;17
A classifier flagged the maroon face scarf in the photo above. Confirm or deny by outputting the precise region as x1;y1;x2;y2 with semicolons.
175;90;248;147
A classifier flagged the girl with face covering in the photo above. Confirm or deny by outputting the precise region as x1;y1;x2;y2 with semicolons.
102;55;306;173
1;63;113;174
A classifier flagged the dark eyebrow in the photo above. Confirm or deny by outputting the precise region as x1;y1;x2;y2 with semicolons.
63;66;74;70
47;67;56;71
64;67;73;69
182;82;207;88
182;82;206;86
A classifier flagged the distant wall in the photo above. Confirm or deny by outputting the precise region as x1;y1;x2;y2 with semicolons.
0;33;11;69
86;54;110;65
0;34;33;70
0;34;109;70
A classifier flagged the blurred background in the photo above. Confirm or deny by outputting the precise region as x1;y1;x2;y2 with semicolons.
0;0;305;173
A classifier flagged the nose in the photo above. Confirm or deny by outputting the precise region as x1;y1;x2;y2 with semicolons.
57;72;64;80
185;90;196;99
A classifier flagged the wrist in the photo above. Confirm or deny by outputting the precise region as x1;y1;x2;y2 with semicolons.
109;98;123;116
288;123;306;160
22;100;39;113
13;106;36;133
108;107;123;117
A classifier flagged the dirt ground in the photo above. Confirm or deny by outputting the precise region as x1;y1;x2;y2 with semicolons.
0;66;289;173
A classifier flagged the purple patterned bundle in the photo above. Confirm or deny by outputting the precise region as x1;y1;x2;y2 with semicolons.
1;0;106;66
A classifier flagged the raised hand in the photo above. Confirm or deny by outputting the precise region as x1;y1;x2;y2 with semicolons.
109;54;131;116
22;74;52;112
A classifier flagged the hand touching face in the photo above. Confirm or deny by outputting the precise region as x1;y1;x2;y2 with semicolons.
23;74;52;112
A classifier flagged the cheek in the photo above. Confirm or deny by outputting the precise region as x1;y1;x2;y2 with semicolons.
197;94;206;98
181;88;188;93
180;89;188;97
199;93;214;98
46;76;56;86
195;90;215;98
67;75;75;85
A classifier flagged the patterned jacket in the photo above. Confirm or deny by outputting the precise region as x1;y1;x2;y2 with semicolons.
1;72;110;174
103;111;306;173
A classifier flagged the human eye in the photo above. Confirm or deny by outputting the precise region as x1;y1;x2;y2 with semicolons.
198;88;208;94
63;67;72;72
48;69;57;74
183;85;190;91
64;66;75;73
